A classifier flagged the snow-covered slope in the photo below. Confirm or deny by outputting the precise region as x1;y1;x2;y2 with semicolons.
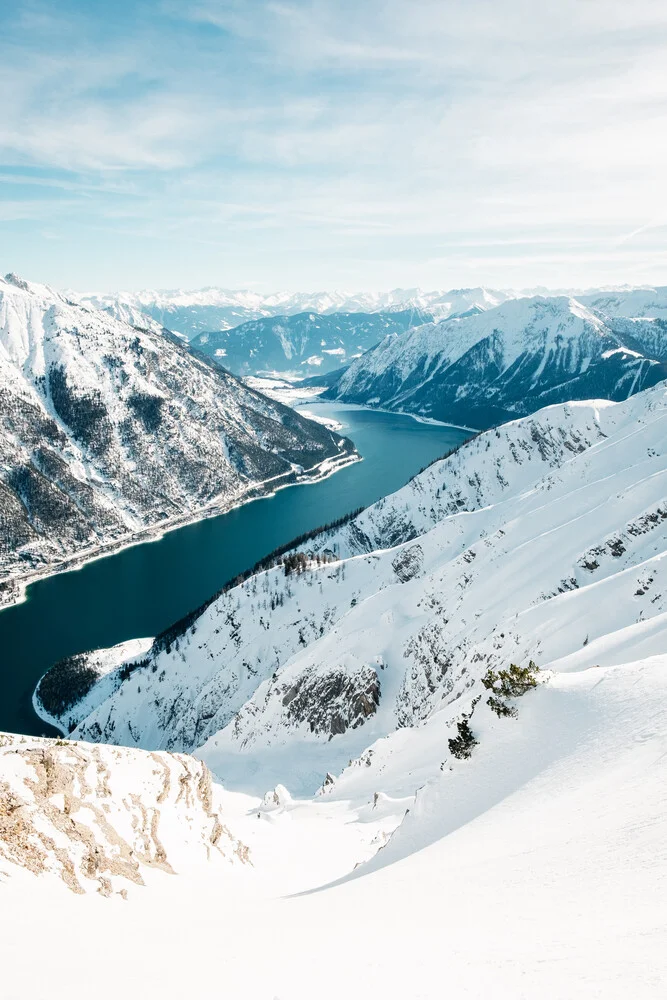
39;381;667;792
72;286;514;341
322;295;667;426
0;274;354;604
5;652;666;999
190;308;432;376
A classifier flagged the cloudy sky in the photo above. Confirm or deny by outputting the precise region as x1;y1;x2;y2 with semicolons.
2;0;667;291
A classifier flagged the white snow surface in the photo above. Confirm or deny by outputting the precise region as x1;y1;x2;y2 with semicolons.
4;379;667;996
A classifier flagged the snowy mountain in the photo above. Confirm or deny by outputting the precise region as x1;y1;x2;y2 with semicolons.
72;286;513;341
579;284;667;319
7;378;667;997
0;274;354;605
320;295;667;427
190;309;432;376
36;380;667;784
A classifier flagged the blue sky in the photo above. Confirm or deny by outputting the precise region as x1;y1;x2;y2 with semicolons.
2;0;667;292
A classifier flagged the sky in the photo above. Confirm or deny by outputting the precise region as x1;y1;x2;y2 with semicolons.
1;0;667;293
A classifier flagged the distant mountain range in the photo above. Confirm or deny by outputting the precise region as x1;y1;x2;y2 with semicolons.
0;274;353;604
71;286;516;340
190;309;432;376
318;293;667;427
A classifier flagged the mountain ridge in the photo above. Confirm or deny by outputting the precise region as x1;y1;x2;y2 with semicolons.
320;294;667;426
0;273;355;607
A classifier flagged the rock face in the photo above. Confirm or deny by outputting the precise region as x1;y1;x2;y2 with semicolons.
191;310;432;376
0;732;248;895
320;295;667;427
37;381;667;800
0;273;353;600
280;665;381;737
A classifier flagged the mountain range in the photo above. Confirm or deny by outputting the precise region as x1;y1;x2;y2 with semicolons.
0;273;353;605
320;294;667;427
18;378;665;1000
2;274;666;997
71;285;513;340
35;380;667;780
190;308;432;376
0;361;663;997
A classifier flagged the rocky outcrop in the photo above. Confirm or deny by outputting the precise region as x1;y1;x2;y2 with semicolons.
0;733;248;896
281;666;381;737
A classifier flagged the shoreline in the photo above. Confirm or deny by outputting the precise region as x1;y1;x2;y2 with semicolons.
297;397;479;435
0;445;359;614
31;690;67;738
244;374;480;435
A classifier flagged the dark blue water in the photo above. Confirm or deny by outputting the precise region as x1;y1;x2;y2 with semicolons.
0;404;469;737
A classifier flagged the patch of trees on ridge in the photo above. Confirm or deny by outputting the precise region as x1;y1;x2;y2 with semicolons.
35;653;101;720
48;365;112;455
127;391;164;432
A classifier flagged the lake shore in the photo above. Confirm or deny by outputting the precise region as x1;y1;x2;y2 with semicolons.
0;444;359;613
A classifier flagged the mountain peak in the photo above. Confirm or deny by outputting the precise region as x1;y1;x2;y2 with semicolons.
3;272;30;291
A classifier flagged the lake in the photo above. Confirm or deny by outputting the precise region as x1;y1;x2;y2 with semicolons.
0;404;470;737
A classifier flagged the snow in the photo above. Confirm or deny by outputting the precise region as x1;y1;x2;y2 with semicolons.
327;293;667;425
243;375;327;406
2;650;666;998
336;295;608;390
70;284;517;337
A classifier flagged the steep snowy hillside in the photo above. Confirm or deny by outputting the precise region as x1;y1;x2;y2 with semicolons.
191;309;432;376
322;295;667;426
0;274;354;605
0;731;248;896
38;382;667;797
72;286;513;340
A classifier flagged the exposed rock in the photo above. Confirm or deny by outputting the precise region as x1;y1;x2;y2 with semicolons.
392;543;424;583
281;666;381;737
0;733;248;895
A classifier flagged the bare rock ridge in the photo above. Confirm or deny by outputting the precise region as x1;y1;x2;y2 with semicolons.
0;273;354;603
0;732;248;895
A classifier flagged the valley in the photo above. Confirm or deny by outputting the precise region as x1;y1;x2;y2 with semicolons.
0;403;469;739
